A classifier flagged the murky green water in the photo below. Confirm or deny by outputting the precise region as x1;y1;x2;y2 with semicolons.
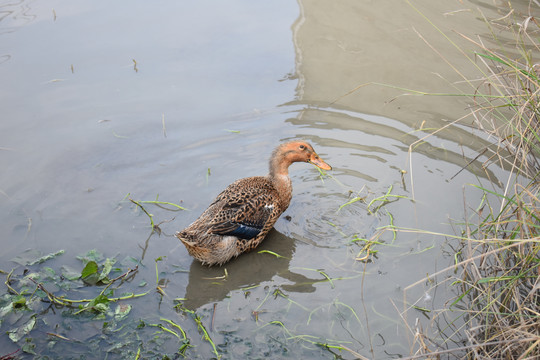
0;0;523;358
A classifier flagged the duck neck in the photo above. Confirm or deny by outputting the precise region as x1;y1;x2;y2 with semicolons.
269;153;290;177
269;154;293;208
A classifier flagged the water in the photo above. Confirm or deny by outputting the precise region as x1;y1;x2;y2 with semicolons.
0;0;520;358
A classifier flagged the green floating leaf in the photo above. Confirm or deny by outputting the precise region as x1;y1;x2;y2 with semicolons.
90;294;110;306
114;304;132;321
61;265;82;281
98;258;116;283
22;340;37;355
11;249;65;266
77;249;104;265
121;255;141;268
8;315;36;342
81;261;98;278
0;302;14;318
12;295;27;309
82;294;111;315
11;249;41;266
93;303;109;315
42;266;57;280
29;250;65;265
81;261;99;285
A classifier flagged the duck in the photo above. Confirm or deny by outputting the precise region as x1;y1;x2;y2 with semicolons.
176;141;332;266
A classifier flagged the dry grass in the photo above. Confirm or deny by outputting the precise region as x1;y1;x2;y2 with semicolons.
457;8;540;359
459;197;540;358
466;15;540;180
402;2;540;359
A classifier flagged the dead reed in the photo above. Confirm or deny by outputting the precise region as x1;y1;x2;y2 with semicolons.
454;5;539;358
403;2;540;359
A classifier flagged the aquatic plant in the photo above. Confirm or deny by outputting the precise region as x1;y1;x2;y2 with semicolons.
0;247;232;359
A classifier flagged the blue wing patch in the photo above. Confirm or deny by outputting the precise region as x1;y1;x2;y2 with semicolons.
224;223;262;240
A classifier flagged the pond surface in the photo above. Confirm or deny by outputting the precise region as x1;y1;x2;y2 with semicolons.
0;0;519;358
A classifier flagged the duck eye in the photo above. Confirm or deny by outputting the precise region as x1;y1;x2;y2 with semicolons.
299;145;306;150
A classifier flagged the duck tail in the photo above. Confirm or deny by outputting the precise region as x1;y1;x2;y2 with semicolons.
176;231;214;264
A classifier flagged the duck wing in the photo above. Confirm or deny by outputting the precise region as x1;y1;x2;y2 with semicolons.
207;179;282;240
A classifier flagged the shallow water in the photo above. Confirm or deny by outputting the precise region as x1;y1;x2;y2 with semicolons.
0;0;520;358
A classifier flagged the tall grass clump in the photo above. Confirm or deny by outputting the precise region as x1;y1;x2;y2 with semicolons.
404;2;540;359
455;7;540;357
469;13;540;178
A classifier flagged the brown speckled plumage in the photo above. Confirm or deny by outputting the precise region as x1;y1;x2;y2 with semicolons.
176;141;331;265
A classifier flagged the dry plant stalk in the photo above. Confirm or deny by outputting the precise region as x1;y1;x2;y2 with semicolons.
404;2;540;359
455;7;540;359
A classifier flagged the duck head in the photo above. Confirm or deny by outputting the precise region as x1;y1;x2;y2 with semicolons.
269;141;332;177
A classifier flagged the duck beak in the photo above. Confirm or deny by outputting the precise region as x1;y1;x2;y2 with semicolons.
309;153;332;171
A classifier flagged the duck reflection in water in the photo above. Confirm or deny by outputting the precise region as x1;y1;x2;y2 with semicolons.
182;229;328;310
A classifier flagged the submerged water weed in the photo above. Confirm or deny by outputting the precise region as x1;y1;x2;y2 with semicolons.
238;282;369;359
0;249;161;358
146;318;193;357
1;248;229;359
124;193;186;233
336;185;408;262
